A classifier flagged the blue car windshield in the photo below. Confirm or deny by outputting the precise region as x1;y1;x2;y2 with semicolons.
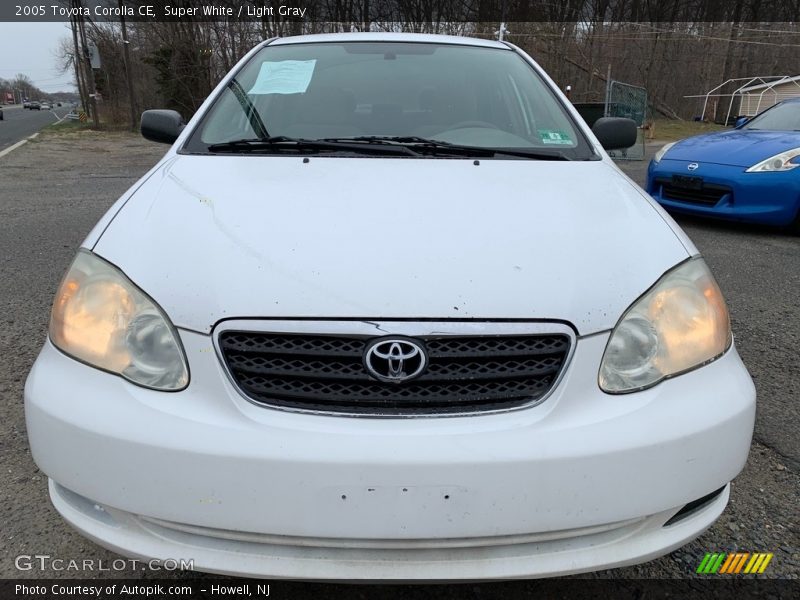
743;102;800;131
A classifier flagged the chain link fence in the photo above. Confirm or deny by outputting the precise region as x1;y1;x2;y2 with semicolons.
604;80;647;160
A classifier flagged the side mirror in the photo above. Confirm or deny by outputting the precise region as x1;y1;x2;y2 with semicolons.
141;109;185;144
592;117;638;151
734;116;749;128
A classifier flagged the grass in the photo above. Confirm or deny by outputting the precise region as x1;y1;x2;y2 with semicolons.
42;119;93;135
38;113;139;140
651;119;727;142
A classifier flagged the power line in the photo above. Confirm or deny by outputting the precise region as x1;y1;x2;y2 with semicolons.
500;29;800;47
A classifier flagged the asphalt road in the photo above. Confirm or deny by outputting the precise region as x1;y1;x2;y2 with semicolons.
0;104;72;152
0;132;797;588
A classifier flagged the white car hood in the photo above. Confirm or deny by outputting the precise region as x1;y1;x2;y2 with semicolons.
93;156;689;335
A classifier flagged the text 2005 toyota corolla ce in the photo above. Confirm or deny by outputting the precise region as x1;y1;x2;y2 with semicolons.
24;33;755;580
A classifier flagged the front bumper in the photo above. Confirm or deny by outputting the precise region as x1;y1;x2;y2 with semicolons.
25;329;756;579
50;479;730;580
647;159;800;226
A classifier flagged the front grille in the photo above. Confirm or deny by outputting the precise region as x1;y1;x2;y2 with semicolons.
656;178;731;206
219;329;571;415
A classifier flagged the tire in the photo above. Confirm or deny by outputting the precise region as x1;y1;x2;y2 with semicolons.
790;210;800;235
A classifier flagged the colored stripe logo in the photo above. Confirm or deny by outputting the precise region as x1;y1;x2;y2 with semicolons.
697;552;773;574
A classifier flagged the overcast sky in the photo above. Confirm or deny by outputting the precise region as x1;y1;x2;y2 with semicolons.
0;22;76;92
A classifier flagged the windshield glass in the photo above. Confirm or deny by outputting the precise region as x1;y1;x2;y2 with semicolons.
743;101;800;131
184;41;594;158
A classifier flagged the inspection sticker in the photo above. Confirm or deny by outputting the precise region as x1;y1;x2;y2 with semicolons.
538;129;573;145
249;60;317;95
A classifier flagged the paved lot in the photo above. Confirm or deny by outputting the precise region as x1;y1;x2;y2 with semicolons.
0;132;797;585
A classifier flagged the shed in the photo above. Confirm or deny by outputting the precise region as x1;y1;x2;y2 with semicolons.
739;76;800;116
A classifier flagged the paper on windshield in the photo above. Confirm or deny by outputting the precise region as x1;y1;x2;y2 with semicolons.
248;60;317;95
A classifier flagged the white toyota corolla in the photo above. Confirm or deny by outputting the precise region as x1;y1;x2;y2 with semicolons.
25;33;755;580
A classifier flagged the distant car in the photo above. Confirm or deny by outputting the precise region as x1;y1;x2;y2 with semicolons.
40;103;51;110
29;102;40;110
648;98;800;230
23;101;30;109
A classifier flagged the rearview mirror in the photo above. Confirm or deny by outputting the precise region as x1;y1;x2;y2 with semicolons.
141;110;185;144
592;117;638;151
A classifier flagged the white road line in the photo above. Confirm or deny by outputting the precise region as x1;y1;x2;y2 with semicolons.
0;132;42;159
0;139;29;158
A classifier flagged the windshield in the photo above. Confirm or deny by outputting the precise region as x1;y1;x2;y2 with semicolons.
184;41;594;159
743;101;800;131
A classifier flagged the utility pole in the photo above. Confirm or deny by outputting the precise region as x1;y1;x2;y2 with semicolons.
497;22;508;41
497;0;508;41
119;0;138;131
75;0;100;127
70;11;89;114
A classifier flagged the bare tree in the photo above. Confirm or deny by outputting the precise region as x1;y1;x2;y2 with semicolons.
61;0;800;126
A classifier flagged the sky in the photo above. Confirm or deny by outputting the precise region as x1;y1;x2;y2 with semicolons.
0;22;77;92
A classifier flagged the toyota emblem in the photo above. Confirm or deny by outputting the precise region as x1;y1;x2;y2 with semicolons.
364;338;427;383
687;162;699;171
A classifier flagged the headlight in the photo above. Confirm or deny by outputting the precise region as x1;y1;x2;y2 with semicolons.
745;147;800;172
49;250;189;390
599;258;731;393
653;142;676;163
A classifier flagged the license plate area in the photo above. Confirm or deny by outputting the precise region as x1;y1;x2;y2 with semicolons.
671;174;703;190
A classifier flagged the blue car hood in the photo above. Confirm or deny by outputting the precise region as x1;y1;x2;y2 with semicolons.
665;129;800;167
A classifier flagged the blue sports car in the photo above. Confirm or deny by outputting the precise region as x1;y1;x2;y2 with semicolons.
647;98;800;230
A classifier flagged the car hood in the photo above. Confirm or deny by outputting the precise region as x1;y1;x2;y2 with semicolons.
93;156;689;335
664;129;800;167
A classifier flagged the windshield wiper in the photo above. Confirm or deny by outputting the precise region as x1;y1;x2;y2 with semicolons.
208;135;570;160
207;136;419;156
320;135;571;160
227;79;269;140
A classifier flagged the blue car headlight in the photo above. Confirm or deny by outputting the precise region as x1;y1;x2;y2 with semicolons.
745;147;800;172
653;142;676;163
